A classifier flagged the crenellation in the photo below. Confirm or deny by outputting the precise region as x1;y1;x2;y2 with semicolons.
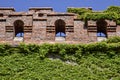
0;7;119;44
29;7;53;13
0;7;15;13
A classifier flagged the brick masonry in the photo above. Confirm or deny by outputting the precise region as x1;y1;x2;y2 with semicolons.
0;7;119;44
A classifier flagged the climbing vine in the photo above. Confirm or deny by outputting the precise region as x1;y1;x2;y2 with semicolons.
84;12;117;20
67;6;120;25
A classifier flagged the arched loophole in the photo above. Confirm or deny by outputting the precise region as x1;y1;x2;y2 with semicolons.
97;20;107;37
14;20;24;37
55;19;66;37
97;20;107;41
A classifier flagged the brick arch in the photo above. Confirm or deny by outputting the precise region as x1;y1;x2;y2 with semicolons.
96;19;107;37
14;20;24;37
55;19;66;37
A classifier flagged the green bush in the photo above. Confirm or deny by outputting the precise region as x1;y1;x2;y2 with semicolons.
0;41;120;59
17;43;40;55
0;44;11;56
39;43;51;59
108;43;120;54
106;36;120;43
0;42;120;79
84;42;108;54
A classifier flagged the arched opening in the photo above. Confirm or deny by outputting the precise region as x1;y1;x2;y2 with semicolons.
55;19;66;37
55;19;66;41
97;19;107;41
14;20;24;41
14;20;24;37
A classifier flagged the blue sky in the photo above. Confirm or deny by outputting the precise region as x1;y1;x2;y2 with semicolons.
0;0;120;12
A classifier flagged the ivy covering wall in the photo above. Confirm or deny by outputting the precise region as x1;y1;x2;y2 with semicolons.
67;6;120;25
0;36;120;79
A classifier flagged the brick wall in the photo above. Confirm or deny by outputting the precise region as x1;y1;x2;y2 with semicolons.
46;15;74;41
6;16;33;26
0;7;119;44
74;20;88;42
32;20;47;41
0;21;6;41
47;15;74;26
116;25;120;36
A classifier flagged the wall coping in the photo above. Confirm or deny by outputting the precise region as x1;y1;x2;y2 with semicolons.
0;7;15;11
47;13;75;16
29;7;53;11
8;12;32;16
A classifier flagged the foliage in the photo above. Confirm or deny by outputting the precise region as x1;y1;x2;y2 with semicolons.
104;6;120;14
105;6;120;25
67;6;120;24
0;50;120;80
106;36;120;43
117;14;120;25
67;7;92;15
67;8;92;20
0;41;120;79
18;43;40;55
84;12;117;20
39;43;51;59
0;44;12;56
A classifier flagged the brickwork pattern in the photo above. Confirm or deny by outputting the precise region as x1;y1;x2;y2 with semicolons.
0;7;119;44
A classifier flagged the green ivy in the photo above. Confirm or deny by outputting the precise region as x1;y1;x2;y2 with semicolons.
106;36;120;43
0;37;120;59
104;6;120;14
67;8;92;20
117;14;120;25
67;6;120;25
105;6;120;25
67;8;92;15
84;12;117;20
0;42;120;79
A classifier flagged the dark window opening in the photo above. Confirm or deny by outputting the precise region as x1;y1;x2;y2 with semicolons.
38;13;44;17
0;19;6;22
0;14;3;17
14;20;24;37
97;20;107;37
55;19;66;37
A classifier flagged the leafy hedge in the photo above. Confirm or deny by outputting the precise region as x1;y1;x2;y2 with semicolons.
0;44;12;56
0;40;120;62
106;36;120;43
0;37;120;79
67;6;120;24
